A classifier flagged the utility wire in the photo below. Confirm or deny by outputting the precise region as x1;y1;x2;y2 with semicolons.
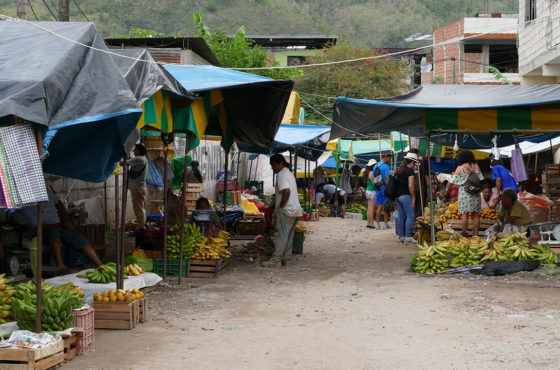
0;11;558;72
27;0;39;21
40;0;57;20
72;0;90;22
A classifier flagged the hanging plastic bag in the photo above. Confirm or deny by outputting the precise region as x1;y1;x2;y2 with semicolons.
146;158;164;188
490;135;500;162
510;143;528;183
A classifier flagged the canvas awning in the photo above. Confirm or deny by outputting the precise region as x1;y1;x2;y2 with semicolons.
331;85;560;143
164;65;294;151
0;21;142;182
236;124;331;161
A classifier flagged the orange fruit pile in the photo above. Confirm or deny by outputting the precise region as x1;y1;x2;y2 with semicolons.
93;288;144;303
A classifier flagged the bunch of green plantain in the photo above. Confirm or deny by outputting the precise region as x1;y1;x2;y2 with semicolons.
530;244;559;266
12;281;75;332
77;262;127;284
167;223;206;260
56;282;85;309
412;242;449;274
0;274;16;324
477;237;508;263
449;245;483;268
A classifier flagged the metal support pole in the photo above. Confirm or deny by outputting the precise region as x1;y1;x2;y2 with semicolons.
114;174;120;287
426;133;436;244
223;149;229;230
178;136;190;284
162;138;169;280
451;57;456;84
118;159;128;290
294;147;298;178
35;126;43;333
303;156;307;213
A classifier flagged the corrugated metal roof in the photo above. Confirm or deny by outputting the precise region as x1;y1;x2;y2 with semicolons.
104;37;220;66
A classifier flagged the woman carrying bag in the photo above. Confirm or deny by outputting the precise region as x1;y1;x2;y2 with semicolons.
448;150;484;237
394;152;418;244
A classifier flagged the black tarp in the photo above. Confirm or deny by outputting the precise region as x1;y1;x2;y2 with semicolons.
0;21;142;182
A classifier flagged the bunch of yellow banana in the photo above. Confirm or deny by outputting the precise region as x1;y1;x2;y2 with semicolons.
125;263;145;276
295;223;307;233
478;239;508;262
412;242;449;274
192;237;232;260
217;230;231;240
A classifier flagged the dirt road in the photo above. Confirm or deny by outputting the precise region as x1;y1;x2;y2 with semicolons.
66;218;560;370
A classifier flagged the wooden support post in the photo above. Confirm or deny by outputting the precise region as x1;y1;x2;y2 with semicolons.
178;136;190;283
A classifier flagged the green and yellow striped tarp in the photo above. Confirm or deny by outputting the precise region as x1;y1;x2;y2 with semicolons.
425;103;560;133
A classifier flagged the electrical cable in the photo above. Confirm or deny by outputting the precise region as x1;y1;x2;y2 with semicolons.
1;11;559;72
40;0;57;20
72;0;90;22
27;0;39;21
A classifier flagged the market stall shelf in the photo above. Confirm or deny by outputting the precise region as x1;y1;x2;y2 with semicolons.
188;258;229;278
0;340;64;370
62;333;79;362
448;219;496;234
91;300;139;330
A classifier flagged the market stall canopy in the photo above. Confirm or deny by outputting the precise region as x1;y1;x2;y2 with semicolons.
331;85;560;141
281;92;302;125
0;21;142;182
111;48;187;104
236;124;331;161
349;140;392;165
479;136;560;158
164;65;293;150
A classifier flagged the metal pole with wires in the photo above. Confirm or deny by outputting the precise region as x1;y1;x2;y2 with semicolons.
426;132;436;244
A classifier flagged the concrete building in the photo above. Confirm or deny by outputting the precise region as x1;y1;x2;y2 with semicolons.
422;14;519;85
104;37;221;66
518;0;560;84
247;35;338;66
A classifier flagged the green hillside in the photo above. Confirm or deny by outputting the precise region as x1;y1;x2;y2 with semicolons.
0;0;517;46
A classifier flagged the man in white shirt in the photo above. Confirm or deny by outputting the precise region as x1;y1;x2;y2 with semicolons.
262;154;303;267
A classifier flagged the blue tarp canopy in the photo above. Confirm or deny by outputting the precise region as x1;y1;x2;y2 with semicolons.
164;65;294;148
236;124;331;161
331;85;560;150
0;21;142;182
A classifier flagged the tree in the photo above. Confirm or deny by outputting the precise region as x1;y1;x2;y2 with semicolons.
193;12;299;80
295;40;412;124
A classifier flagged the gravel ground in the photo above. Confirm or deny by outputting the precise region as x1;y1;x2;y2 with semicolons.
65;218;560;370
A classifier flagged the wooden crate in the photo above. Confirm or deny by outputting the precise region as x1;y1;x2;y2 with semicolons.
0;341;64;370
63;333;79;362
188;258;229;278
91;300;139;330
448;218;496;232
138;297;148;323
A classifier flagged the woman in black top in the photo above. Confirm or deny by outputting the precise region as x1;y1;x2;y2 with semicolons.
395;152;418;244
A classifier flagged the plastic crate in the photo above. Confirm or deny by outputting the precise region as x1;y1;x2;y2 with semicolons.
72;307;95;354
153;258;188;278
292;232;305;254
235;219;265;235
217;179;238;192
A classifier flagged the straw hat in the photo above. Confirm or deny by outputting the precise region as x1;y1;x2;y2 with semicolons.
404;152;419;162
367;159;377;167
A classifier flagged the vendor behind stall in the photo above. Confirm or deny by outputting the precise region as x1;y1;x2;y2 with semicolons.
190;197;221;233
21;187;102;274
491;160;518;194
480;180;499;209
498;188;532;233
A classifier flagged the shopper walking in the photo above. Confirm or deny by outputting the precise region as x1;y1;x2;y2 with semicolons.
123;143;148;228
373;154;392;230
262;154;303;267
364;159;377;229
395;152;418;244
449;150;484;237
491;159;518;193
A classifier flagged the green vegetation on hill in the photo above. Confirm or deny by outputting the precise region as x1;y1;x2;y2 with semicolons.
0;0;517;47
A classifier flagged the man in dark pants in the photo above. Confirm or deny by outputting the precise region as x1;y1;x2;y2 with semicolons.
262;154;303;267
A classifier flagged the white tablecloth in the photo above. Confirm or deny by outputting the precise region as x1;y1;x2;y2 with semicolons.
45;270;162;303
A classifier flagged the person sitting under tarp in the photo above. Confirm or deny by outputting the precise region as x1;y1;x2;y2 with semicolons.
190;197;222;234
21;187;103;274
498;188;532;234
